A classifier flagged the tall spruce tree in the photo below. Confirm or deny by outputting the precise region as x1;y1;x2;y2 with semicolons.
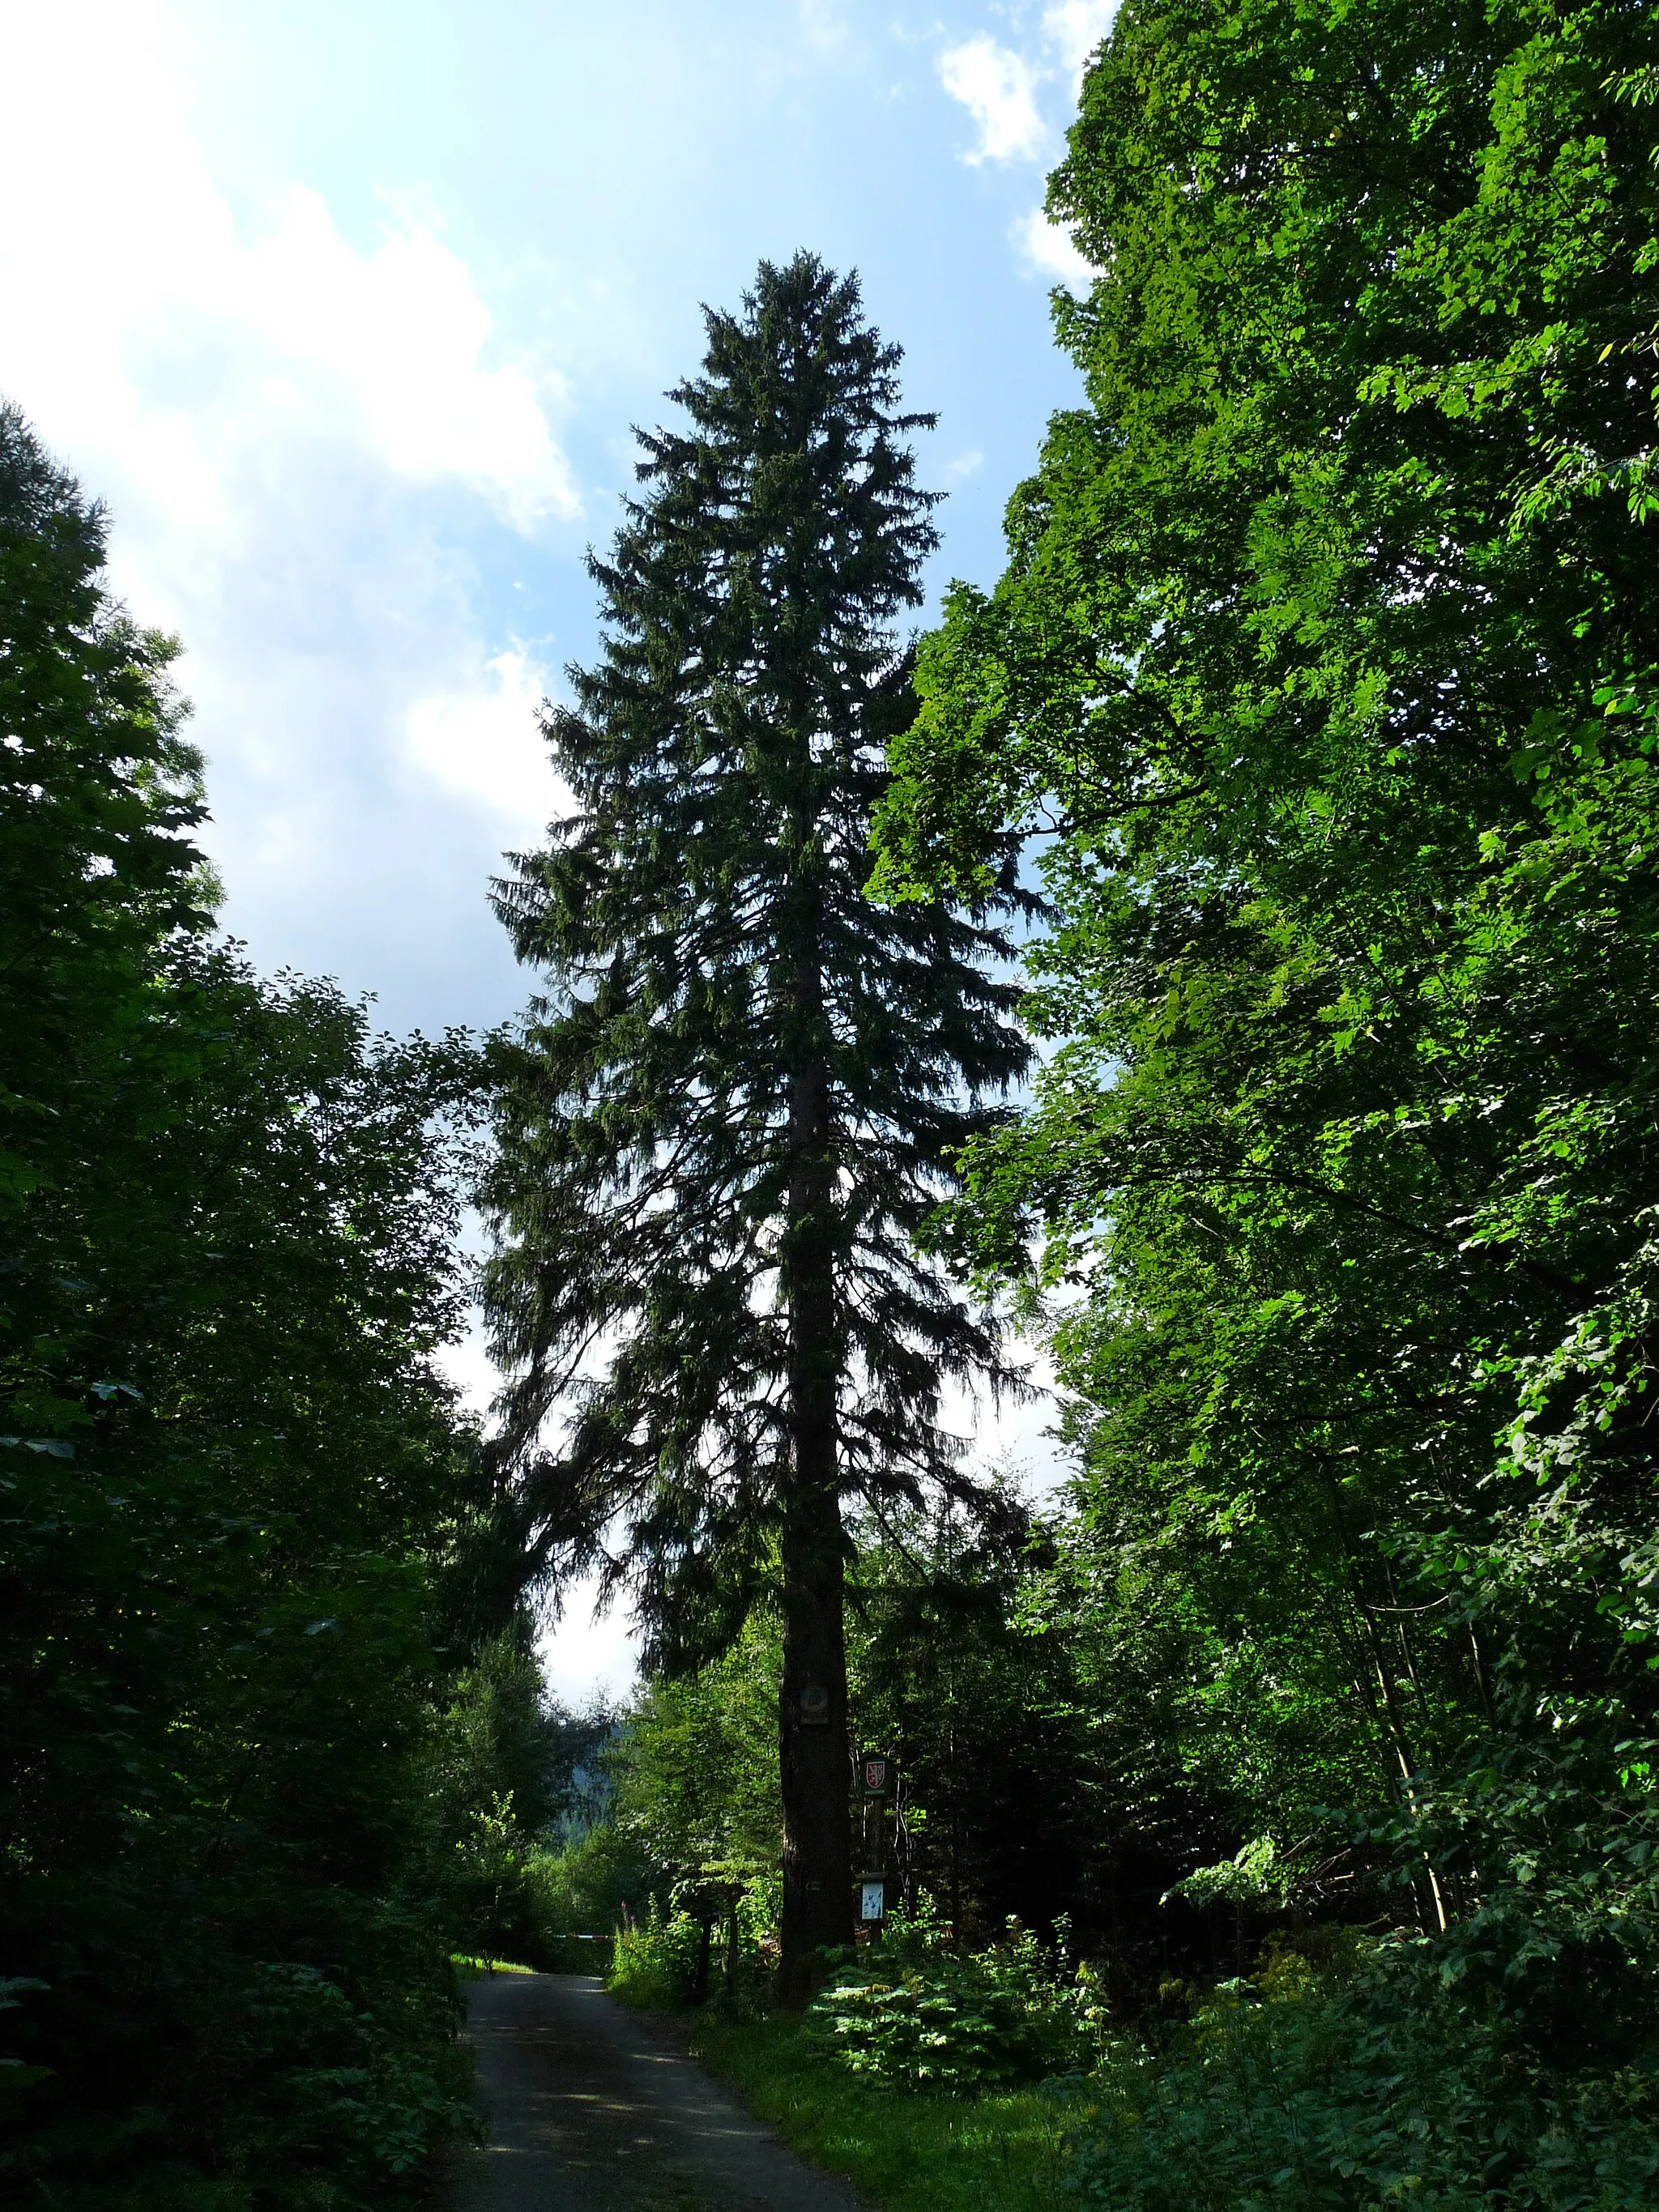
484;254;1031;1997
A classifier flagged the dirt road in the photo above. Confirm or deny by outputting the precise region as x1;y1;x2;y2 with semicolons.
446;1972;867;2212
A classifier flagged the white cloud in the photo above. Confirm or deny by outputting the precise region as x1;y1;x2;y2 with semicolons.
939;35;1048;164
1014;207;1096;295
944;449;985;481
938;6;1116;166
406;649;564;839
0;0;582;1032
435;1320;501;1423
1042;0;1118;87
236;193;578;530
0;6;575;535
538;1573;641;1708
798;0;850;53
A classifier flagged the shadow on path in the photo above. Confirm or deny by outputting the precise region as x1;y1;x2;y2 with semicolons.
446;1972;867;2212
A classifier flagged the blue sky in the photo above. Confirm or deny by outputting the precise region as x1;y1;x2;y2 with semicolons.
0;0;1104;1694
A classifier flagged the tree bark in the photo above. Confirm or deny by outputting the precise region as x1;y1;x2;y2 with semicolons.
691;1913;713;2003
777;1478;852;2003
777;1040;853;2007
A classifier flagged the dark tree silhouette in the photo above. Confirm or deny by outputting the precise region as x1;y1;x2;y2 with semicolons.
484;253;1030;1999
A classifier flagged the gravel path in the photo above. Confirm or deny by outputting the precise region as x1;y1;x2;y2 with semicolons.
446;1972;867;2212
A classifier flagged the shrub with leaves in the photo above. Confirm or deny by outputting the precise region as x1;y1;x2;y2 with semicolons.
1063;1936;1659;2212
606;1902;710;2010
812;1902;1102;2093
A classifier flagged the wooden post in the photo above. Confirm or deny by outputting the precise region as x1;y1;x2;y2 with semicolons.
859;1753;890;1937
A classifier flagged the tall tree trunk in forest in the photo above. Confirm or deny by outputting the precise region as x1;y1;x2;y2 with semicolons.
1324;1473;1448;1936
778;1485;851;2002
778;1021;854;2004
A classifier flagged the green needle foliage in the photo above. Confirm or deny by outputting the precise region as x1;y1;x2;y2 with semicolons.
483;253;1030;1997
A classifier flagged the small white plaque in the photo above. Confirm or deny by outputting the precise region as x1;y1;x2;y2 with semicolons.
860;1880;885;1921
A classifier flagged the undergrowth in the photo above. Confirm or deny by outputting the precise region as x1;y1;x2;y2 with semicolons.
608;1883;1659;2211
606;1896;1075;2211
1063;1945;1659;2212
689;2010;1073;2212
809;1901;1102;2092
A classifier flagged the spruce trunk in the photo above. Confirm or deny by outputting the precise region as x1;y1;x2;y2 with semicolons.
777;1042;852;2007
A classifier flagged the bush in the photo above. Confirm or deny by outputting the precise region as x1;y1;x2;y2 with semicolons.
1062;1941;1659;2212
1;1925;476;2212
811;1901;1102;2093
607;1902;708;2010
522;1821;646;1954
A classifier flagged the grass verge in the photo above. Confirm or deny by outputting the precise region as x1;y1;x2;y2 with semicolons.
684;2010;1073;2212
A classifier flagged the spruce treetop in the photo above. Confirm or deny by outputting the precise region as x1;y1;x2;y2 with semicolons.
485;252;1032;1671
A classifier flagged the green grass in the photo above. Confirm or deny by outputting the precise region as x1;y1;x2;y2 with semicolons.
449;1953;537;1976
685;2012;1074;2212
